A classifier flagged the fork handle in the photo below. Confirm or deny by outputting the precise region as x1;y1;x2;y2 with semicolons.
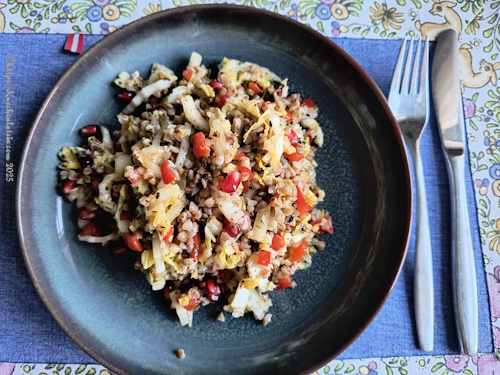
412;142;434;352
448;154;478;356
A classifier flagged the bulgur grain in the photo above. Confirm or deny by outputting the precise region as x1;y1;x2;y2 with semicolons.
177;349;185;359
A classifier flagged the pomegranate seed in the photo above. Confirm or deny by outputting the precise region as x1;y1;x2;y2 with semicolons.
78;207;96;220
202;278;220;302
119;211;131;221
77;154;91;169
207;292;219;302
80;222;100;237
91;174;102;190
209;80;223;90
221;171;241;193
217;269;233;284
111;245;127;255
118;92;133;101
265;194;273;205
275;83;284;96
113;141;122;152
206;279;217;294
163;284;172;300
61;179;76;195
111;188;120;199
224;218;241;238
219;94;231;107
81;125;100;137
148;97;158;110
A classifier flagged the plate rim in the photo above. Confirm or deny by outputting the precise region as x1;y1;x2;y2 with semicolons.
16;4;412;374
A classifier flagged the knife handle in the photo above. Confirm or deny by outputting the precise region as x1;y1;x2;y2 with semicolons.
449;154;478;356
412;142;434;352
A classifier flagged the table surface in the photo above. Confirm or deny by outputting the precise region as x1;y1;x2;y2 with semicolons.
1;1;500;374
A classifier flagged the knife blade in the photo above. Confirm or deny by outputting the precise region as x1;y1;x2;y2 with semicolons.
432;29;478;356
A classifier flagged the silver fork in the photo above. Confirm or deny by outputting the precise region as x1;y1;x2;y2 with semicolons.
388;38;433;352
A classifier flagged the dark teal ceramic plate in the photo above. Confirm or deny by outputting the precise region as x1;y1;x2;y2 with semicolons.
17;5;411;375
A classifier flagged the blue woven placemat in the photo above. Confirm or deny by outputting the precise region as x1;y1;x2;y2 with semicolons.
0;34;492;363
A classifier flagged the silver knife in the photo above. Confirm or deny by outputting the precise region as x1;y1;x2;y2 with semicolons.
432;29;478;356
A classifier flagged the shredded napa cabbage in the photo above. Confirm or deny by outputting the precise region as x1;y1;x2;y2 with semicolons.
217;195;245;225
114;153;131;175
148;63;178;84
145;184;187;233
97;173;124;213
188;51;202;67
122;79;173;115
167;86;189;104
181;95;209;131
170;290;194;327
58;146;82;170
114;184;130;233
218;57;282;90
243;107;286;143
250;207;271;243
137;146;166;178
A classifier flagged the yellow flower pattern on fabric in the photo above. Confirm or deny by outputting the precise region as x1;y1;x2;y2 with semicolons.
369;2;404;31
143;3;161;16
487;219;500;254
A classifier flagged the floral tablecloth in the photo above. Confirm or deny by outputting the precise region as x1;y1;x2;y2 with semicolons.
2;0;500;374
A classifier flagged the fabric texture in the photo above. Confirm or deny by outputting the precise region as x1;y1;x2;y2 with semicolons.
0;35;492;363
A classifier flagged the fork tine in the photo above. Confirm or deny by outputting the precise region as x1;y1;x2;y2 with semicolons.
401;38;414;95
389;38;407;97
419;38;430;98
410;37;422;94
